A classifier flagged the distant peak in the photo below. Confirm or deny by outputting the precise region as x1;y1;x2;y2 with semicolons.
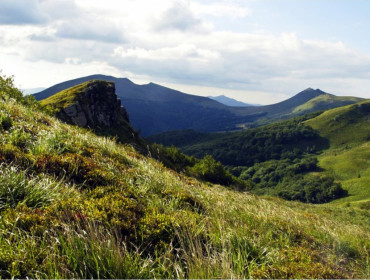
302;88;326;94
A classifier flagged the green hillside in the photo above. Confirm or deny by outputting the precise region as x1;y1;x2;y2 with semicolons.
1;74;369;278
294;93;365;116
304;101;370;208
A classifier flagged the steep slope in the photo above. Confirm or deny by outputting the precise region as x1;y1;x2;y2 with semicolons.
39;80;143;147
34;76;362;135
1;74;369;278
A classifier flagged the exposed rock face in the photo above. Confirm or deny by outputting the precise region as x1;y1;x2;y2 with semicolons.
57;80;130;129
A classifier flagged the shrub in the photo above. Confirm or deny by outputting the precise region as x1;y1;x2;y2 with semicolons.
0;113;12;131
188;155;234;186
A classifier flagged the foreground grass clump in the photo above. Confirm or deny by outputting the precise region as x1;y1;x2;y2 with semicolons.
0;73;369;278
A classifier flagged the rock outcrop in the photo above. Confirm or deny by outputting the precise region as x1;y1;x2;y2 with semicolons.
57;80;130;129
40;79;145;148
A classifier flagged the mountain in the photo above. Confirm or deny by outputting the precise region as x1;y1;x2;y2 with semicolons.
1;73;369;278
35;75;244;136
35;76;363;136
208;95;255;107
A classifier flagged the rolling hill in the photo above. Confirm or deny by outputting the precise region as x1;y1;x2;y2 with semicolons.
1;73;369;278
304;100;370;208
34;76;363;136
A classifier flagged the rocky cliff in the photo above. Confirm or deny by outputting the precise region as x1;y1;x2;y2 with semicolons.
55;80;130;129
40;80;144;147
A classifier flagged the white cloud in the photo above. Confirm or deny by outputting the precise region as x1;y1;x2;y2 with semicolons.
55;19;127;43
153;1;212;33
0;0;369;102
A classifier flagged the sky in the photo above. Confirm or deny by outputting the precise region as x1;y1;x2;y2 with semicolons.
0;0;370;104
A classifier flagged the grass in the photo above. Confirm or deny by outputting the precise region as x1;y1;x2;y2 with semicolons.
304;100;370;147
0;164;73;210
0;74;369;278
39;81;92;110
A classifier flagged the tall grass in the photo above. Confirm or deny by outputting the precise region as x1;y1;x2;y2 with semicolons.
0;164;71;210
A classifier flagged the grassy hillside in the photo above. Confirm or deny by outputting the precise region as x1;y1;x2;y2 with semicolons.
39;82;89;110
1;74;369;278
304;100;370;208
294;94;365;116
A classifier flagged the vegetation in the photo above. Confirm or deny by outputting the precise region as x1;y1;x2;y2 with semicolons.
304;101;370;208
150;112;327;166
150;113;349;203
39;81;91;111
0;73;369;278
236;157;347;203
149;144;247;189
150;99;369;209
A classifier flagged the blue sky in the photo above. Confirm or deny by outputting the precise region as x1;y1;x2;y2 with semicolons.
0;0;369;104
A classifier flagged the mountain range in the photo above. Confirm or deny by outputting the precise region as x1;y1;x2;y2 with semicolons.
34;75;364;136
208;95;255;107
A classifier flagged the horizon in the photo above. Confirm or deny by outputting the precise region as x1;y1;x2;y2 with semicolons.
1;0;370;104
24;74;334;106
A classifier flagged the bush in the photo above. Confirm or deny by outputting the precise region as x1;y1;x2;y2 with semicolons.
150;144;196;172
188;155;234;186
0;113;12;131
278;175;348;204
0;73;23;102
